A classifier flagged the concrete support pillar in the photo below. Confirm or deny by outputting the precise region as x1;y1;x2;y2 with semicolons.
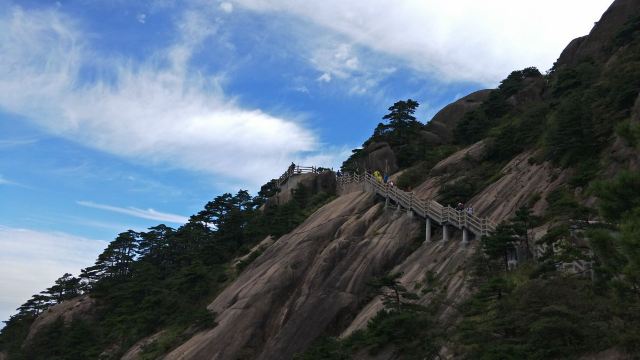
385;196;389;209
462;227;469;245
425;218;432;243
443;224;449;242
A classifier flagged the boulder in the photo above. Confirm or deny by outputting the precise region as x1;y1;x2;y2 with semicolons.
427;89;492;142
24;295;95;346
272;171;336;205
349;142;399;174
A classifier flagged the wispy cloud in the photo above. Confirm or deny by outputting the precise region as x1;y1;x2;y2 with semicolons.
77;200;189;224
232;0;612;85
0;175;12;186
0;138;38;148
0;174;29;189
0;5;321;187
0;225;106;324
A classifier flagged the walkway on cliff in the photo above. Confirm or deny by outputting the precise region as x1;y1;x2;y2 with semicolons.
337;172;497;242
277;165;496;242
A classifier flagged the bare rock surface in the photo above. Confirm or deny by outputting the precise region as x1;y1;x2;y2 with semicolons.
470;150;568;222
24;295;95;345
273;171;336;205
166;191;422;360
578;348;632;360
556;0;640;67
121;330;165;360
342;233;477;338
350;142;399;174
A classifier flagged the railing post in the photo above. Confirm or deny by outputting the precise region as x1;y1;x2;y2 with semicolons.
443;224;449;242
425;217;431;243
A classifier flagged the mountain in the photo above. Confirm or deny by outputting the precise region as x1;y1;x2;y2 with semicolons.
2;0;640;359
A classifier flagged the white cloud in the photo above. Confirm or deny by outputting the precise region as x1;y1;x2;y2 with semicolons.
219;2;234;13
293;146;352;171
311;43;360;80
306;38;397;95
317;73;331;82
0;226;107;325
77;200;189;224
0;5;322;187
232;0;612;85
136;13;147;24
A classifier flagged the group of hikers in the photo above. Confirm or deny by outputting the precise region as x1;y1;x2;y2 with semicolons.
372;170;394;187
455;202;474;216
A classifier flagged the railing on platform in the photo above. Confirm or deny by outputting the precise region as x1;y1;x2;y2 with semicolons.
276;165;321;187
337;171;496;236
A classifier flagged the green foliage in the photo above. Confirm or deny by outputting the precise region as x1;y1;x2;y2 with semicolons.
23;318;103;360
297;296;441;360
544;94;597;166
438;179;478;207
457;276;613;359
614;15;640;47
592;171;640;221
544;187;591;221
551;61;599;97
396;145;457;189
342;99;427;171
457;171;640;359
485;104;549;162
568;158;600;187
235;245;266;272
454;67;542;146
368;273;419;311
437;162;503;206
615;119;640;147
0;181;337;358
381;99;419;127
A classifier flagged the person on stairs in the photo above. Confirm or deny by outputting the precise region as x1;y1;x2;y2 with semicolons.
373;170;383;183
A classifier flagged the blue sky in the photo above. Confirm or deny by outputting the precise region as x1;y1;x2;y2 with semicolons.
0;0;612;324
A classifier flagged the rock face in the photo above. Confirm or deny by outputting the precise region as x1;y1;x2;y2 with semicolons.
342;235;478;338
24;295;95;345
556;0;640;67
272;171;337;205
470;150;569;222
166;191;422;360
348;142;399;174
121;331;166;360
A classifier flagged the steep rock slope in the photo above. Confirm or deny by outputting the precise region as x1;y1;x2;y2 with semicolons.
166;191;422;360
557;0;639;67
339;149;569;347
24;296;95;345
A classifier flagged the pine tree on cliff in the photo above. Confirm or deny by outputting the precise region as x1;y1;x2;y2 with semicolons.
41;273;81;303
382;99;419;126
380;99;421;142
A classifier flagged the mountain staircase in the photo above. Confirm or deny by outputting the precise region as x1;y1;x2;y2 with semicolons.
337;172;497;243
